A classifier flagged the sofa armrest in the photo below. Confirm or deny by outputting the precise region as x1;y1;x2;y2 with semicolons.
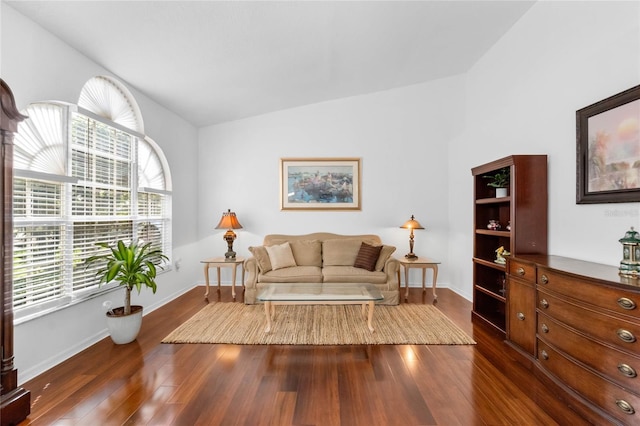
244;257;259;290
384;257;400;287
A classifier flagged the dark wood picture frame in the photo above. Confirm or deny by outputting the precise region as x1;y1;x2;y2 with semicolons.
576;84;640;203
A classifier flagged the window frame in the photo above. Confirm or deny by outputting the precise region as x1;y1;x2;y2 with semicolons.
13;101;172;323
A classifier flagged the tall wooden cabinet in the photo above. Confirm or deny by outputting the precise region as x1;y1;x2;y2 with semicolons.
1;80;30;425
471;155;548;334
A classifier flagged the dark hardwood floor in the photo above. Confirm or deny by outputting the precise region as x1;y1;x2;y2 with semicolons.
17;286;589;425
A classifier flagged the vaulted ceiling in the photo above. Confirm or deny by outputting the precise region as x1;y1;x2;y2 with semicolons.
6;1;535;127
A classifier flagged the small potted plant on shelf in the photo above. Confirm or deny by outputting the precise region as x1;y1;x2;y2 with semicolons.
484;167;510;198
85;240;168;344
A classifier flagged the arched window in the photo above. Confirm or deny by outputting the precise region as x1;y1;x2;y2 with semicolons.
13;76;172;319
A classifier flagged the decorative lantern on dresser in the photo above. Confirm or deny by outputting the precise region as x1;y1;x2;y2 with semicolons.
619;227;640;278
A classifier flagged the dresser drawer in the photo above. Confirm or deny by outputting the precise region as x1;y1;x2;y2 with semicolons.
538;340;640;424
507;259;536;282
538;312;640;394
537;290;640;354
537;267;640;319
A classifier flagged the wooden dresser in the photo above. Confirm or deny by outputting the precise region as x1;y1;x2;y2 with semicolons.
506;255;640;425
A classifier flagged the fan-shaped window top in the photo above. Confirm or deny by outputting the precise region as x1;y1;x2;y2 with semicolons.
78;76;144;134
13;76;171;320
13;102;66;175
139;137;171;191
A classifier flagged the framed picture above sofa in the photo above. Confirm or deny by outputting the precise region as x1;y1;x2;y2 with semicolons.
576;84;640;203
280;158;361;210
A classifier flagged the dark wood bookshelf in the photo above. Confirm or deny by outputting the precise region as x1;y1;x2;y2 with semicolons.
471;155;548;334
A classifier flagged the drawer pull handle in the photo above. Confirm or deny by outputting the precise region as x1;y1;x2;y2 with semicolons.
517;267;525;276
617;329;637;344
540;350;549;360
616;399;635;415
540;299;549;309
618;363;638;378
517;312;525;321
618;297;637;310
540;274;549;284
541;324;549;333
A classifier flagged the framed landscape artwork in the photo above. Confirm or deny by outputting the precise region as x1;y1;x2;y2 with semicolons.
576;84;640;203
280;158;361;210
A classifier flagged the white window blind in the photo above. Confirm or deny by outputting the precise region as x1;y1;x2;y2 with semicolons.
72;221;134;292
13;224;65;310
13;89;172;320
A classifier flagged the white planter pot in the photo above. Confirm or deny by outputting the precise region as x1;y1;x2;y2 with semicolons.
106;305;143;344
496;187;508;198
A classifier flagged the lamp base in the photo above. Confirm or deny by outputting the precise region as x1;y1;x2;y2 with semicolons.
223;230;237;260
405;253;418;259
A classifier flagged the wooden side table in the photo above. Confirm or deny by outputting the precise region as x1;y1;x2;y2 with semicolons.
201;257;245;300
397;257;440;301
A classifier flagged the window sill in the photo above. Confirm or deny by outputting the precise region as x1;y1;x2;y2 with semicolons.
14;265;172;325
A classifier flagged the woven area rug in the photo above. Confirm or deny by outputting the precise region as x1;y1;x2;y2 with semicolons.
162;303;476;345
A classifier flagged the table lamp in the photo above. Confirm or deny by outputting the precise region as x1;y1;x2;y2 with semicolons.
215;209;243;259
400;215;424;259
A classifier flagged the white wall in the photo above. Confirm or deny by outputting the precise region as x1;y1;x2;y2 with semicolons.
3;0;640;385
448;1;640;299
198;75;466;288
2;4;202;382
199;1;640;302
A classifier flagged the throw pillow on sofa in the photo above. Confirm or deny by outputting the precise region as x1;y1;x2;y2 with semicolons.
375;245;396;271
353;242;383;271
265;242;297;270
248;246;272;273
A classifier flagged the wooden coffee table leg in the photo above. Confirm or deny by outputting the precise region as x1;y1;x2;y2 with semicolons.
367;301;375;332
264;301;272;333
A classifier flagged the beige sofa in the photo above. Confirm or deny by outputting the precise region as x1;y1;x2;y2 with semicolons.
244;233;400;305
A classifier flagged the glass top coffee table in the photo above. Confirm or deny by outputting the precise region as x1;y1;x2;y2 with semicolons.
257;283;383;333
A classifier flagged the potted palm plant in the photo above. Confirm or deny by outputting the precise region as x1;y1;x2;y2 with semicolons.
85;240;168;344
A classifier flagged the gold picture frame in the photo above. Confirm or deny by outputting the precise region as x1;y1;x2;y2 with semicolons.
280;158;361;210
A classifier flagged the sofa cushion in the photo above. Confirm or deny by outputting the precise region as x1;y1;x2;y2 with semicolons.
322;265;388;284
259;266;322;283
265;242;297;270
270;239;322;267
249;246;272;273
375;245;396;272
353;242;382;271
322;239;365;266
